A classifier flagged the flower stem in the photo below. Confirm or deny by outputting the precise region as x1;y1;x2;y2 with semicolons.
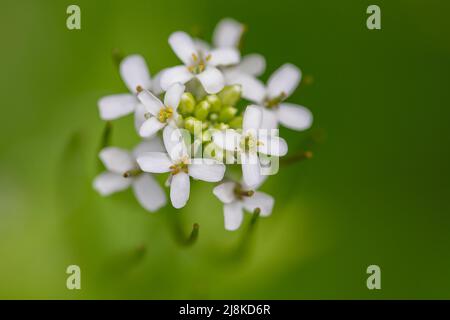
97;121;112;172
280;150;313;166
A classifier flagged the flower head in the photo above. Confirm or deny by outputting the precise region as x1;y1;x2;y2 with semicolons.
160;31;240;94
136;83;185;138
227;63;313;131
93;138;167;212
137;126;226;208
98;55;164;127
213;178;273;231
212;105;288;188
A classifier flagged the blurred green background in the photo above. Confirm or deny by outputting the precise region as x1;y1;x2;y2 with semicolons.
0;0;449;299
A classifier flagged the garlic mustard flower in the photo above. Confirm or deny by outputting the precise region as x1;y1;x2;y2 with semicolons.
160;31;240;94
93;138;167;212
213;178;273;231
137;126;226;209
98;54;163;123
227;64;313;131
212;106;288;188
136;83;185;138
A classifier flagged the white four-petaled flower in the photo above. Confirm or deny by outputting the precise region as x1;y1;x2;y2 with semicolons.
98;55;164;133
136;82;185;138
212;105;288;188
213;178;274;231
93;138;167;212
137;126;226;209
160;31;240;94
227;63;313;131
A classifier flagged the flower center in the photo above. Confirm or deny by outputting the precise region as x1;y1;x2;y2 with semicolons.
233;184;254;200
157;106;174;123
188;53;211;74
240;133;262;153
264;92;287;108
169;157;189;175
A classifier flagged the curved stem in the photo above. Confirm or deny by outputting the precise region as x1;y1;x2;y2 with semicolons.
280;150;313;166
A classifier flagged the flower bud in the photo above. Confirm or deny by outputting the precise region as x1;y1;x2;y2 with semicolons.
208;112;219;122
194;100;211;121
205;94;222;112
184;116;202;134
219;106;238;122
228;115;243;129
178;92;196;116
218;85;241;106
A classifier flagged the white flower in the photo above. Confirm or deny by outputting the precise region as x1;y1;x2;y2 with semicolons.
97;54;164;124
137;126;226;209
227;63;313;131
136;83;185;138
93;138;167;212
212;18;266;79
212;105;288;188
160;31;240;94
213;178;273;231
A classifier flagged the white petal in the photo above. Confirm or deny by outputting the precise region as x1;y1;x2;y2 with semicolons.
132;136;165;158
278;103;313;131
170;172;190;209
98;94;136;120
237;54;266;76
160;65;194;91
93;172;131;196
120;54;152;93
260;107;279;130
188;158;225;182
242;174;268;191
164;83;185;109
212;129;241;152
194;38;211;55
213;18;244;48
136;152;172;173
267;63;301;99
168;31;197;65
151;69;165;95
241;152;262;189
243;105;262;131
139;117;166;138
207;48;240;67
242;191;274;217
213;181;237;204
134;103;147;133
196;67;225;94
223;202;244;231
257;135;288;156
163;125;188;161
132;173;166;212
224;72;266;103
99;147;135;174
137;89;163;116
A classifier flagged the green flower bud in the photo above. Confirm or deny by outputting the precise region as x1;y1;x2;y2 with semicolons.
178;92;196;116
202;129;212;142
229;115;243;129
218;85;242;106
214;122;229;130
194;100;211;121
208;112;219;122
219;106;238;123
184;116;202;134
206;94;222;112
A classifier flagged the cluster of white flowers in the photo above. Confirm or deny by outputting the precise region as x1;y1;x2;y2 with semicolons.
94;18;313;231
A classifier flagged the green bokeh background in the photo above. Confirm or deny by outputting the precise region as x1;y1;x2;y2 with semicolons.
1;0;449;299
